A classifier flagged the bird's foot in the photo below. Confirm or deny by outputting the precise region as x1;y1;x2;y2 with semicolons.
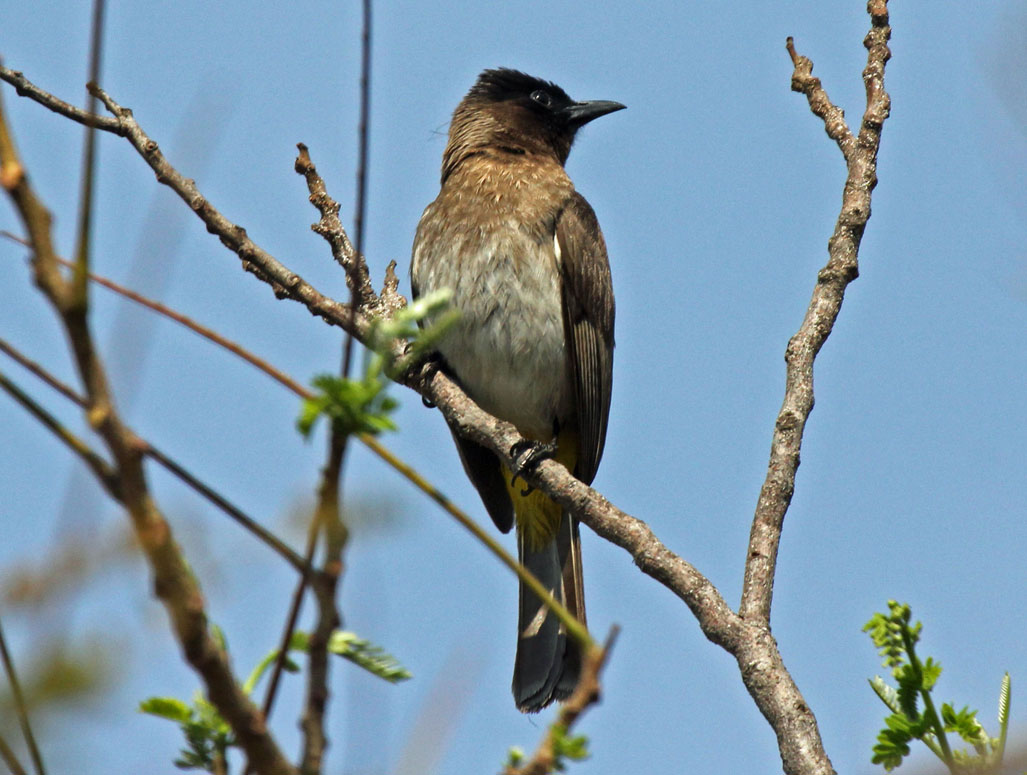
418;353;443;408
510;439;557;496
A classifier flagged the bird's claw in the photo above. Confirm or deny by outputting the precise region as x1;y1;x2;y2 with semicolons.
419;353;443;408
509;439;557;496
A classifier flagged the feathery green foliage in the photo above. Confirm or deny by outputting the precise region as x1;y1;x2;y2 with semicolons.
297;289;456;438
864;600;1011;774
141;627;409;771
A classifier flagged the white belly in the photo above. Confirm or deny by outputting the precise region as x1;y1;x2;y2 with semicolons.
413;223;569;440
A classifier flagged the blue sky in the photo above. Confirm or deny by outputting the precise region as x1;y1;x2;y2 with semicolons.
2;2;1026;773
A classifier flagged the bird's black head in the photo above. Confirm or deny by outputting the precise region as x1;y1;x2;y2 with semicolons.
444;68;624;175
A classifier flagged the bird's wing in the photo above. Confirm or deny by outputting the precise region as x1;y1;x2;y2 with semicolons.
555;192;615;486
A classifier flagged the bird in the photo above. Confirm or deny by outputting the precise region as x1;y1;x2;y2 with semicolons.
410;68;622;712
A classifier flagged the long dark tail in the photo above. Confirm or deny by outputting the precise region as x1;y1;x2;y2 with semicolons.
512;514;586;712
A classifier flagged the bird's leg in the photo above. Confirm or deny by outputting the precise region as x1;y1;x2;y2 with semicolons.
509;438;558;496
415;351;444;408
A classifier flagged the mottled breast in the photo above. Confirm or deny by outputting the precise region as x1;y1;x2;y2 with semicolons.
412;154;575;439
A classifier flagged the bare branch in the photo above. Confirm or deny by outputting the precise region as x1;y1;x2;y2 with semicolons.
1;5;894;766
0;369;122;498
0;615;46;775
1;67;365;341
296;143;377;314
0;334;309;574
0;66;123;134
741;0;892;628
0;83;297;775
0;731;28;775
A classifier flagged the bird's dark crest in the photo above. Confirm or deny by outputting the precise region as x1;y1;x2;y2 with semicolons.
469;68;571;105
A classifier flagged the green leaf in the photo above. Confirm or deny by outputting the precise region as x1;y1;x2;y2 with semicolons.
920;657;942;691
140;692;235;772
140;696;193;723
326;630;412;683
368;288;461;377
297;372;400;439
871;721;913;771
995;672;1011;765
550;724;590;771
242;647;301;696
894;666;920;720
191;692;230;736
505;747;525;768
866;601;1014;774
870;676;902;714
941;703;987;747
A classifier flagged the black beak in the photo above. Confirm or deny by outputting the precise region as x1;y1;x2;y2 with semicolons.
561;99;626;128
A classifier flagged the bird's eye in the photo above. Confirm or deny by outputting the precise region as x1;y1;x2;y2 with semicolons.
530;90;553;108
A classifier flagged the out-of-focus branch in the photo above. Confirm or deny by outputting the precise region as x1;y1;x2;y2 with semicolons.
70;0;106;308
0;335;308;574
291;143;354;772
0;732;28;775
0;615;46;775
0;370;121;498
0;83;297;775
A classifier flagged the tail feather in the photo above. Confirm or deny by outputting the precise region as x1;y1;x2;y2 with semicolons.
512;514;585;712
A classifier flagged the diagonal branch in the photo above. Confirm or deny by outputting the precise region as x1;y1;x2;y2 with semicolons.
0;613;46;775
1;6;894;766
0;335;308;574
0;369;122;499
0;81;297;775
740;0;892;628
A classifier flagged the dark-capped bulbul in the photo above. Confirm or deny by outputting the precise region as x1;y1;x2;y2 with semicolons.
411;68;622;712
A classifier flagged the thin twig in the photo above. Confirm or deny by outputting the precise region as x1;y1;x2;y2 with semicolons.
0;335;308;573
0;370;122;498
0;85;297;775
0;66;123;134
144;445;310;574
260;507;319;722
0;731;28;775
70;0;106;308
0;335;84;406
0;615;46;775
288;142;365;768
298;457;344;774
339;0;372;376
353;0;372;264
